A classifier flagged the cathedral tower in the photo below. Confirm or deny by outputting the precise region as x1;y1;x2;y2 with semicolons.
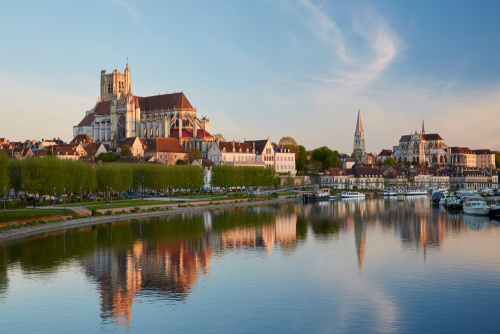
353;110;365;157
100;63;132;102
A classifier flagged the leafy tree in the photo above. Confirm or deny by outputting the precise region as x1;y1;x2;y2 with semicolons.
113;164;133;195
120;145;133;157
7;159;22;197
352;148;363;161
311;146;341;170
305;161;322;173
377;159;383;166
0;152;9;198
96;164;115;193
296;145;308;172
187;147;202;163
22;156;51;201
383;157;397;166
213;133;226;142
133;164;149;196
278;136;299;158
176;159;186;165
96;152;119;163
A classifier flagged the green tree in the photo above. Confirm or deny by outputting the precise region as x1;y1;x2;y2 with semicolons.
213;133;226;142
7;159;22;197
96;164;115;194
133;164;149;197
296;145;308;171
352;148;363;161
120;145;133;157
187;147;202;163
113;164;133;195
311;146;341;170
0;152;10;200
176;159;186;165
383;157;397;166
96;152;119;163
22;156;50;201
278;136;299;158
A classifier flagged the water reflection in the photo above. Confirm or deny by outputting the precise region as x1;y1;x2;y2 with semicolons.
1;198;499;329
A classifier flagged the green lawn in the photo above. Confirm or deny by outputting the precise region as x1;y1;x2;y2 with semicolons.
77;200;178;210
0;209;75;223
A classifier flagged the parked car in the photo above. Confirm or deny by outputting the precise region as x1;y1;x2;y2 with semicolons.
71;195;80;200
122;193;132;199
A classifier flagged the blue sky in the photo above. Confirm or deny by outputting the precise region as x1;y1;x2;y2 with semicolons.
1;0;499;153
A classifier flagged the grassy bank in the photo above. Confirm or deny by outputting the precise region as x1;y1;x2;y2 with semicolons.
0;209;75;223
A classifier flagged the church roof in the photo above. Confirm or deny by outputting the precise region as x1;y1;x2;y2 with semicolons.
95;101;111;115
421;133;442;141
170;129;213;138
77;113;95;127
136;92;193;111
399;135;411;142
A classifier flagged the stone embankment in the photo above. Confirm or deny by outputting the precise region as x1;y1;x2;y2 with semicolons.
0;197;299;242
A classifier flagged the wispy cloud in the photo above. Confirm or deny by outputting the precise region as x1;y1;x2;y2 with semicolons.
108;0;148;35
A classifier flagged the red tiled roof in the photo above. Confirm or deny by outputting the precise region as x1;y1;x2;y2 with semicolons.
145;138;187;154
95;101;111;115
421;133;442;141
70;134;94;145
77;113;95;127
218;141;253;152
136;92;193;111
169;129;213;138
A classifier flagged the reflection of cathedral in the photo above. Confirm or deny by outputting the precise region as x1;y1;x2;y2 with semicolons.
74;64;214;155
84;240;212;326
83;209;298;326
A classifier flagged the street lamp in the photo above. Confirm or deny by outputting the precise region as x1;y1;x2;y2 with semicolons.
53;185;56;207
63;187;66;209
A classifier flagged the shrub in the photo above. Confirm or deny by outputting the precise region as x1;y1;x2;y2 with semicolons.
104;210;113;216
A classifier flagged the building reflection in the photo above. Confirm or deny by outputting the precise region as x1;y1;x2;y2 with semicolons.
83;207;298;326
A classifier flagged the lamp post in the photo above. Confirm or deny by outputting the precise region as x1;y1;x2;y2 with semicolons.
63;187;66;209
53;185;56;207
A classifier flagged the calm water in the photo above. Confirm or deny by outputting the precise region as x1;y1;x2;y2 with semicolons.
1;198;500;333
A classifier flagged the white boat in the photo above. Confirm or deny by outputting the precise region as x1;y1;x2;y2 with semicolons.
463;196;490;216
340;191;365;198
404;189;428;196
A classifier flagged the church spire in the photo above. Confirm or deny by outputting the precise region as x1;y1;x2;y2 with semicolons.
422;119;425;134
355;109;364;134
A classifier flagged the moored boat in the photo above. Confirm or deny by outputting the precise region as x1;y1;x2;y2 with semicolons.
445;197;462;212
431;191;445;206
340;191;365;198
489;204;500;218
303;190;330;203
463;196;490;216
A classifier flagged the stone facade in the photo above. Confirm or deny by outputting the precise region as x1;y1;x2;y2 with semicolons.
74;64;214;157
353;110;365;157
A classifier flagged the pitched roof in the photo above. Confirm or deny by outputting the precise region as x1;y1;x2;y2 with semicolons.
218;141;253;152
77;113;95;127
378;149;393;156
473;149;493;155
352;165;381;177
70;134;94;145
450;147;473;154
136;92;193;111
145;138;187;154
85;143;105;156
399;135;411;142
421;133;443;141
170;129;213;138
95;101;111;115
244;139;270;155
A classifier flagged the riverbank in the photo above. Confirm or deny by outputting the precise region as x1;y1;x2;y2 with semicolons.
0;196;299;242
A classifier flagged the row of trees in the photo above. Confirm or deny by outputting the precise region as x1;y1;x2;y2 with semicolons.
211;165;276;188
0;155;207;200
0;154;281;200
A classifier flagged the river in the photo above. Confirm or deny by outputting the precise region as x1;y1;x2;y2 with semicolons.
1;197;499;333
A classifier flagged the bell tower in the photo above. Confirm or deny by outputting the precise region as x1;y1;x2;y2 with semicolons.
100;63;131;101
